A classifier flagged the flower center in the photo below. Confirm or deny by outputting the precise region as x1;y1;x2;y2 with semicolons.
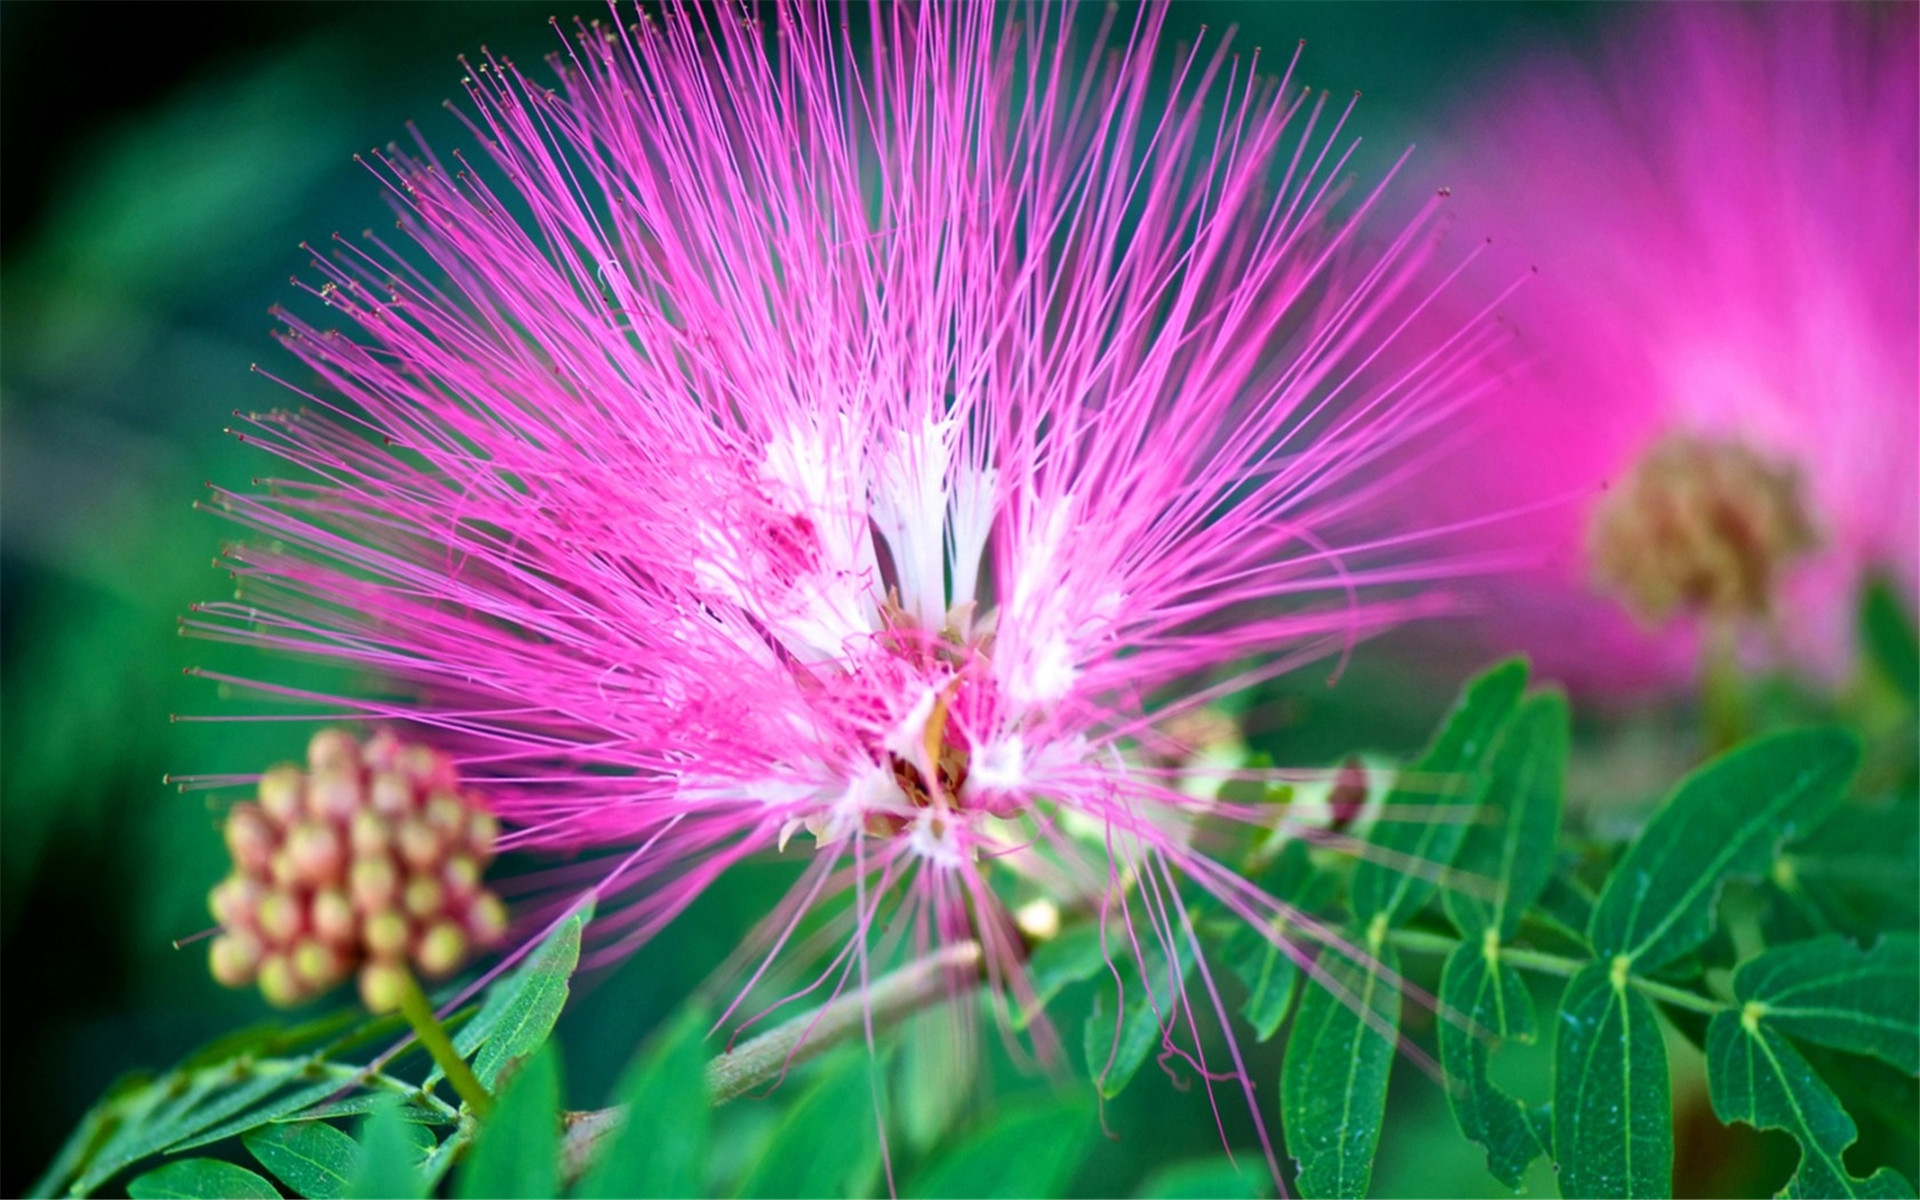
1587;431;1818;626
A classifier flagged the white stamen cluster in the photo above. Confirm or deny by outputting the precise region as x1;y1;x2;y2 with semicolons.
207;729;506;1011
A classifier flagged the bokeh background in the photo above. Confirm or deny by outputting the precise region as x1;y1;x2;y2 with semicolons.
3;2;1846;1195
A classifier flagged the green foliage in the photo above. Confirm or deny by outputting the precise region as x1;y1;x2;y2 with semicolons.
34;656;1920;1200
443;903;592;1092
1706;1015;1914;1198
575;1007;712;1199
243;1120;361;1199
1862;576;1920;704
1444;691;1569;941
1588;728;1860;975
1553;962;1672;1199
125;1159;279;1199
1351;659;1528;927
1438;945;1543;1188
1282;939;1402;1200
457;1046;561;1200
1082;933;1197;1100
904;1100;1094;1199
1731;935;1919;1074
1133;1157;1272;1199
731;1052;882;1200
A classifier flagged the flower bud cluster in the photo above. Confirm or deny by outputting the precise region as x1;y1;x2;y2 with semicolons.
207;728;507;1012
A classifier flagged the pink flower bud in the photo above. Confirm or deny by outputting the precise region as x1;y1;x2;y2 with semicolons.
369;771;414;817
312;887;357;945
306;768;363;824
395;817;441;872
223;804;278;877
257;765;305;828
209;930;264;988
307;727;362;773
268;848;301;891
209;873;263;930
398;744;457;793
257;889;304;944
363;729;403;773
286;820;346;885
350;856;399;913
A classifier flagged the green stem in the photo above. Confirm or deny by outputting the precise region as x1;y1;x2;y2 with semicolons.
1383;927;1728;1012
396;969;493;1118
1629;975;1730;1016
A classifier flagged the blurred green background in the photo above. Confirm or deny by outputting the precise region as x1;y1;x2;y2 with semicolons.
2;2;1663;1194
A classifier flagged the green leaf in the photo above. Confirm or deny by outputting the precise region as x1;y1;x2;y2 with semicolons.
1134;1156;1271;1198
1083;934;1197;1099
904;1099;1094;1199
1590;728;1860;975
1552;961;1671;1199
1774;802;1920;940
575;1007;711;1199
1706;1011;1916;1198
1731;934;1919;1075
1533;874;1597;951
1438;944;1543;1189
125;1159;279;1199
733;1051;882;1199
448;901;591;1092
1352;659;1528;928
1445;691;1569;941
1226;922;1302;1043
244;1120;360;1199
1281;937;1402;1200
344;1099;429;1200
1015;924;1108;1030
456;1044;560;1200
71;1059;319;1194
1861;575;1919;704
897;1001;977;1153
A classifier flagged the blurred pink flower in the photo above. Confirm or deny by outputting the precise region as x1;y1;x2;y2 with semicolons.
186;1;1499;1149
1436;4;1918;695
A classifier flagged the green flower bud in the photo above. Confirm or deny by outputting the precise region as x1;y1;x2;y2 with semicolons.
257;889;304;944
269;847;301;891
350;856;399;913
350;809;391;858
223;803;277;877
442;854;480;901
424;792;467;837
466;893;509;947
404;876;444;921
466;809;499;862
364;910;410;958
358;959;408;1014
416;922;467;978
209;930;264;988
258;954;306;1008
257;764;305;827
292;939;347;990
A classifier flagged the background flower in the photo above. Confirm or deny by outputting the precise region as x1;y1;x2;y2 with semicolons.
1428;3;1919;697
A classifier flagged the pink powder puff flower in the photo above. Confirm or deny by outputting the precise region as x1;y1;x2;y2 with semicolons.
1429;4;1918;697
185;0;1510;1170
